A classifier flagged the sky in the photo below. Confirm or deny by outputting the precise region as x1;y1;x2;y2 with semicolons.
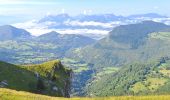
0;0;170;24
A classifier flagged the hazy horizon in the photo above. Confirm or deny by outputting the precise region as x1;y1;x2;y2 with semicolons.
0;0;170;18
1;0;170;38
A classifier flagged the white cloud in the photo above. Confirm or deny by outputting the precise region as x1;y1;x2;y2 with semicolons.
25;28;109;36
62;9;65;14
83;10;87;15
13;20;59;29
57;29;109;35
64;20;120;28
13;20;110;36
153;6;159;9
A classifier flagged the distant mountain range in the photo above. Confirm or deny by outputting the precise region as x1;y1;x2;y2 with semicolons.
0;25;31;40
127;13;167;18
0;25;95;64
39;13;168;23
13;13;170;40
37;31;95;48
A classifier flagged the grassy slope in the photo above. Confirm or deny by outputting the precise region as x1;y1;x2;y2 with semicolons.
1;88;170;100
22;60;71;80
65;32;170;96
23;60;71;96
0;61;37;92
0;60;71;97
66;30;170;70
86;58;170;97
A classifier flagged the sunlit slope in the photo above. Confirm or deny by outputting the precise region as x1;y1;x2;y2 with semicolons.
0;60;72;97
66;21;170;69
1;88;170;100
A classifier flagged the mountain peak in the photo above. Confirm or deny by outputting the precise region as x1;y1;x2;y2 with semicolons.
38;31;60;38
108;21;169;48
1;25;15;28
56;13;70;17
0;25;31;40
39;14;71;23
48;31;60;35
141;20;163;24
128;13;167;18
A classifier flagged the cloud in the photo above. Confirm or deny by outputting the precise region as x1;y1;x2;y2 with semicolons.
57;29;109;35
13;20;59;29
19;28;109;36
153;6;159;9
64;20;121;28
13;20;110;36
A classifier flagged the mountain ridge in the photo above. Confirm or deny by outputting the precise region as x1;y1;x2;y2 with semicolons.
0;25;31;40
66;21;170;68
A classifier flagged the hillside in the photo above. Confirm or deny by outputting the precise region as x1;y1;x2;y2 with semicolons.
0;60;72;97
0;26;95;64
85;57;170;97
66;21;170;69
37;31;95;49
1;88;170;100
0;25;95;96
0;25;31;40
65;21;170;96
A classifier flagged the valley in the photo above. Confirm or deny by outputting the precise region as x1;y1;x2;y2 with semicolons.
1;19;170;99
1;0;170;99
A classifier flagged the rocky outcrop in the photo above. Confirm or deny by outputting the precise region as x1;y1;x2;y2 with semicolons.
0;80;8;87
63;71;73;97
